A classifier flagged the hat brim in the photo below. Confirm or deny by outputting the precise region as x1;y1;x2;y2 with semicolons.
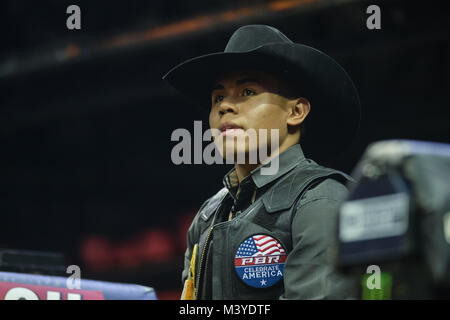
163;42;361;162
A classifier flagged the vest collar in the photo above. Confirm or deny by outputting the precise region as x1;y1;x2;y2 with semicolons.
222;144;308;194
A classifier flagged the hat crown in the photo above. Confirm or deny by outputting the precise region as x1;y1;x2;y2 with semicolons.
224;25;293;53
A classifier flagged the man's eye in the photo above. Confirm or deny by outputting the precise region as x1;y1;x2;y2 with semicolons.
243;88;256;96
214;95;224;103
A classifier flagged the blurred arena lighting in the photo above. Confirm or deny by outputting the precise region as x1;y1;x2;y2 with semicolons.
80;210;195;272
81;230;176;271
103;0;319;48
0;0;328;79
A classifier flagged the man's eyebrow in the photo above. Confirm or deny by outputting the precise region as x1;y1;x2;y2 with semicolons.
235;77;260;86
211;77;261;92
211;83;224;91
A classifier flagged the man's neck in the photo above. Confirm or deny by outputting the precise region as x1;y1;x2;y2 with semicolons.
234;163;259;183
233;142;294;183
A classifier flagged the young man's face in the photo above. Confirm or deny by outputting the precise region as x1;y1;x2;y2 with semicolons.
209;69;301;162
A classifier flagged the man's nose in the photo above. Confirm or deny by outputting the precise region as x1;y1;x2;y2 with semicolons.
218;100;238;116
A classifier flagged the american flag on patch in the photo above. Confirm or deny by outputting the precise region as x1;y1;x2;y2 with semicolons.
236;235;286;257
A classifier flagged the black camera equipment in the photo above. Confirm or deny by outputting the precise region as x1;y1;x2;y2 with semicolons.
336;140;450;299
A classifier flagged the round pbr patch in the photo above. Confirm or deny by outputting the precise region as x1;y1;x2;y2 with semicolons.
234;234;287;288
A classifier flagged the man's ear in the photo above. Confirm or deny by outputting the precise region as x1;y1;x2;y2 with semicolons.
287;97;310;127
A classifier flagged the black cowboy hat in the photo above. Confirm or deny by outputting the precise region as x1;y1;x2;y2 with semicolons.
162;25;361;162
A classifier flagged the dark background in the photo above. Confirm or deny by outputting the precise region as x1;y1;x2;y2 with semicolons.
0;0;449;299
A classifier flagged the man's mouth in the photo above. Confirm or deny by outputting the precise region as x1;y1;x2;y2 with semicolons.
218;122;245;136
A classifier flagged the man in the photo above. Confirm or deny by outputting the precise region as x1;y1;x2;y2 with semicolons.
163;25;361;299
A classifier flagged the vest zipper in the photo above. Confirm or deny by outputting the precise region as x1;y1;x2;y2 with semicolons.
195;225;214;299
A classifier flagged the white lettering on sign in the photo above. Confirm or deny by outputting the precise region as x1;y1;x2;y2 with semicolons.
4;287;39;300
239;256;280;266
46;291;61;300
339;193;409;242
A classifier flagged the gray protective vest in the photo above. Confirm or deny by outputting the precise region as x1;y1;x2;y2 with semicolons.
193;160;353;299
